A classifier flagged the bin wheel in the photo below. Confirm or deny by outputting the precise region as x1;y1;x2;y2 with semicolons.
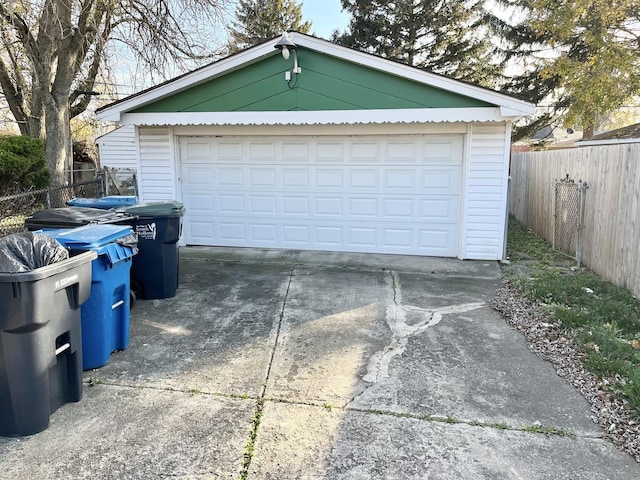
130;289;137;309
131;279;143;300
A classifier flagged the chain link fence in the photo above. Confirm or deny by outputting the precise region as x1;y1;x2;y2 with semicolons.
0;178;104;237
101;167;138;196
553;174;589;266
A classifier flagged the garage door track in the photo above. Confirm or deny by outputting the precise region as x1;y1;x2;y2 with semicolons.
1;248;639;479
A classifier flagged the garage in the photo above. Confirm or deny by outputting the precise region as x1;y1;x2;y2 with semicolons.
180;134;462;255
96;32;535;260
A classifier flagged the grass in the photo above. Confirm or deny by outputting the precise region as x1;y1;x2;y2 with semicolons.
505;216;640;417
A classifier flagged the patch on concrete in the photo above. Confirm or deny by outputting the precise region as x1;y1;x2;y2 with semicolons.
363;271;484;384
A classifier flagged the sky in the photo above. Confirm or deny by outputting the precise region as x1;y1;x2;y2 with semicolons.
301;0;350;39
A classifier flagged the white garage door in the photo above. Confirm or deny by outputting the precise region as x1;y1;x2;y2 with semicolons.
179;135;463;256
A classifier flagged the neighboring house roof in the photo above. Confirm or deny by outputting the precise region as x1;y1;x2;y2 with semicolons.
97;32;535;126
577;122;640;146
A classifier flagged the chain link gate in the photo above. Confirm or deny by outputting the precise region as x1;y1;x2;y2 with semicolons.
553;174;588;267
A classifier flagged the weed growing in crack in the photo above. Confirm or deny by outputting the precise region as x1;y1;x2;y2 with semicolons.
239;400;264;480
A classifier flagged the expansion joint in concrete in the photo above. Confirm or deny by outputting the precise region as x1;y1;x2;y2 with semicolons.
239;266;295;479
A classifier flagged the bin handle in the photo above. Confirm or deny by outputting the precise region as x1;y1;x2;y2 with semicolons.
55;343;70;356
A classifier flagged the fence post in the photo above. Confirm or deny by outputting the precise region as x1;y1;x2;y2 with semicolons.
576;180;589;268
45;190;51;209
96;170;105;197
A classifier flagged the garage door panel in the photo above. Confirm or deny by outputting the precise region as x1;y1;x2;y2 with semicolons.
420;167;462;193
384;228;414;248
251;224;278;243
349;170;379;189
351;142;379;162
283;224;310;244
248;142;276;161
184;142;211;162
216;142;243;161
249;195;277;214
282;169;310;188
384;169;416;190
184;166;213;185
316;226;343;246
181;135;462;257
315;196;343;216
189;222;215;241
422;142;459;163
383;198;415;219
348;227;378;247
220;222;245;241
282;142;309;162
250;168;277;187
418;226;458;253
217;167;244;187
418;197;460;222
315;169;344;188
315;142;345;162
282;196;310;215
387;142;417;163
218;194;244;213
349;197;378;218
186;194;213;212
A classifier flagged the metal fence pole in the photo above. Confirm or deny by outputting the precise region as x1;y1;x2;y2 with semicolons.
576;180;589;268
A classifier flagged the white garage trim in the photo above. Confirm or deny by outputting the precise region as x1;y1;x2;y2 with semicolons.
119;107;517;127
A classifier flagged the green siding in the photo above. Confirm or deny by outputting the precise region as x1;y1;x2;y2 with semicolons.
133;49;493;114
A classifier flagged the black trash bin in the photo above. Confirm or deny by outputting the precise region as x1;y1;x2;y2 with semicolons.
25;206;133;231
0;233;96;436
118;201;185;300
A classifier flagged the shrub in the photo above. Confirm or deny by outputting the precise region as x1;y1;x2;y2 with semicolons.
0;135;50;192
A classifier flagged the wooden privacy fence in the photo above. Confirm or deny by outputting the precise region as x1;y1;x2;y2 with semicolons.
510;143;640;298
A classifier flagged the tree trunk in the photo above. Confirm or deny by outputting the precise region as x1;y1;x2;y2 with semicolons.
43;99;71;186
583;124;595;139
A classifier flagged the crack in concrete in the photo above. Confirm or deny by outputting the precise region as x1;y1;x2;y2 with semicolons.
261;265;295;398
363;271;485;385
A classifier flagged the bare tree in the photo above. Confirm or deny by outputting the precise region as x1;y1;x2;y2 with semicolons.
0;0;228;184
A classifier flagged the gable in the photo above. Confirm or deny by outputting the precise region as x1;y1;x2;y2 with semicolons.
132;48;493;114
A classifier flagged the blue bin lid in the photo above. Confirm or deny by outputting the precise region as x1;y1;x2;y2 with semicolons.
67;196;138;209
41;225;137;265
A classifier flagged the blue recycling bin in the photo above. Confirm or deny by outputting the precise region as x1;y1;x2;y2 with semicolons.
42;225;138;370
67;196;138;210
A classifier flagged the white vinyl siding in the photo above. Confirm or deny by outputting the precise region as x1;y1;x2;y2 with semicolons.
96;125;137;169
463;124;509;259
137;127;176;202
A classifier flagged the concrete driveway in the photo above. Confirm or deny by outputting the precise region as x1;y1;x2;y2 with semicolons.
1;247;639;479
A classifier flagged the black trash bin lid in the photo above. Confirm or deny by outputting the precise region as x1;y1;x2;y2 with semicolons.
26;207;131;227
120;201;185;218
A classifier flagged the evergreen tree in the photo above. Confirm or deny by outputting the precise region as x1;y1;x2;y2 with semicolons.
491;0;640;138
228;0;312;53
332;0;502;86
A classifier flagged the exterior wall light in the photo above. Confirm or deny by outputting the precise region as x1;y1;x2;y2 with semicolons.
274;32;301;77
